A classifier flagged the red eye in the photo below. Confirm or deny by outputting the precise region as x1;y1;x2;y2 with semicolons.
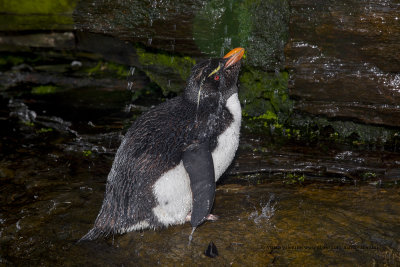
214;75;220;81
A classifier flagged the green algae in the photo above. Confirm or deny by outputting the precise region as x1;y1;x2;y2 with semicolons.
82;150;92;157
136;48;195;81
0;55;24;67
31;85;61;95
136;47;195;95
238;67;399;149
23;121;35;127
36;128;53;134
193;0;289;70
239;68;291;123
0;0;77;31
87;61;128;79
284;173;306;185
0;0;77;14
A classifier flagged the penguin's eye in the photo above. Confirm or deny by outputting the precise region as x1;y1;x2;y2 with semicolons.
214;75;220;81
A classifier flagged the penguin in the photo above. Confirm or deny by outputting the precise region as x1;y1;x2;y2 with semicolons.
80;47;245;241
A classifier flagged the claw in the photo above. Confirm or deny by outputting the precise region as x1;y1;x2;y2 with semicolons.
188;227;196;245
185;212;219;222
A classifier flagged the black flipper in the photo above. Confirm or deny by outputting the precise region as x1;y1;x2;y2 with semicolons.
183;141;216;228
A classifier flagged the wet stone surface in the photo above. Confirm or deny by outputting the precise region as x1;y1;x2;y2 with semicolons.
286;0;400;127
1;80;400;265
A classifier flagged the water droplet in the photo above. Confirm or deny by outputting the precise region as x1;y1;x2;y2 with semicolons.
220;46;225;57
127;81;134;91
129;67;135;76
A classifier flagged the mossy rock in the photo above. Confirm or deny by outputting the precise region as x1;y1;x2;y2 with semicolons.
86;61;128;79
135;47;195;95
193;0;289;71
31;85;62;95
0;0;77;31
239;68;291;122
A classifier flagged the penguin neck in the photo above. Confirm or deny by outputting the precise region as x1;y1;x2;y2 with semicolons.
192;95;223;123
183;85;238;108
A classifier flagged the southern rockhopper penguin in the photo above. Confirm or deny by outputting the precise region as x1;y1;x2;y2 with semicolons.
80;47;245;241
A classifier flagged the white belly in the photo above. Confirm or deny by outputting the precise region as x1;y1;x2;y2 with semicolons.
212;93;242;180
152;93;241;225
152;162;192;226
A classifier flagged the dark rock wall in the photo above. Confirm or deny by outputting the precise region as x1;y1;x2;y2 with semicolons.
73;0;288;71
286;0;400;127
2;0;399;132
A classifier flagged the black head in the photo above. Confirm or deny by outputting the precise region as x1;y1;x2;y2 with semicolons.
184;48;245;106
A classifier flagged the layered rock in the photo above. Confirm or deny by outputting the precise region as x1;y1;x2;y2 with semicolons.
73;0;289;70
286;0;400;127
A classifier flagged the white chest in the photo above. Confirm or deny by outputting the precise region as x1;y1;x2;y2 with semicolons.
152;93;241;225
212;93;242;180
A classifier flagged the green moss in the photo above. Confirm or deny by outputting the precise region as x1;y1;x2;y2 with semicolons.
284;173;305;184
238;66;398;149
82;150;92;157
0;55;24;66
239;68;291;121
0;0;77;14
107;62;128;78
136;48;195;80
23;121;35;127
31;85;60;95
36;128;53;133
136;47;195;95
0;0;77;31
87;61;128;79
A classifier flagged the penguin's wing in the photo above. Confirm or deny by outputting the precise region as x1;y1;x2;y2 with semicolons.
182;141;216;228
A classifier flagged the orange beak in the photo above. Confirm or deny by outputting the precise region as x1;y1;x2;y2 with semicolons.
223;47;245;68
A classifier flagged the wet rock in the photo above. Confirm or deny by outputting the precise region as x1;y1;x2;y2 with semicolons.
229;133;400;181
72;0;290;95
0;0;77;31
0;71;128;91
0;33;75;50
286;0;400;127
73;0;289;70
8;99;37;123
11;64;33;72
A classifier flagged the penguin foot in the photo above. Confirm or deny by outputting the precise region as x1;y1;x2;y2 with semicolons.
185;213;219;222
205;214;219;221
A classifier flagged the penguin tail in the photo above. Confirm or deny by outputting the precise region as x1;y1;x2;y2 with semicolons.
78;227;106;243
